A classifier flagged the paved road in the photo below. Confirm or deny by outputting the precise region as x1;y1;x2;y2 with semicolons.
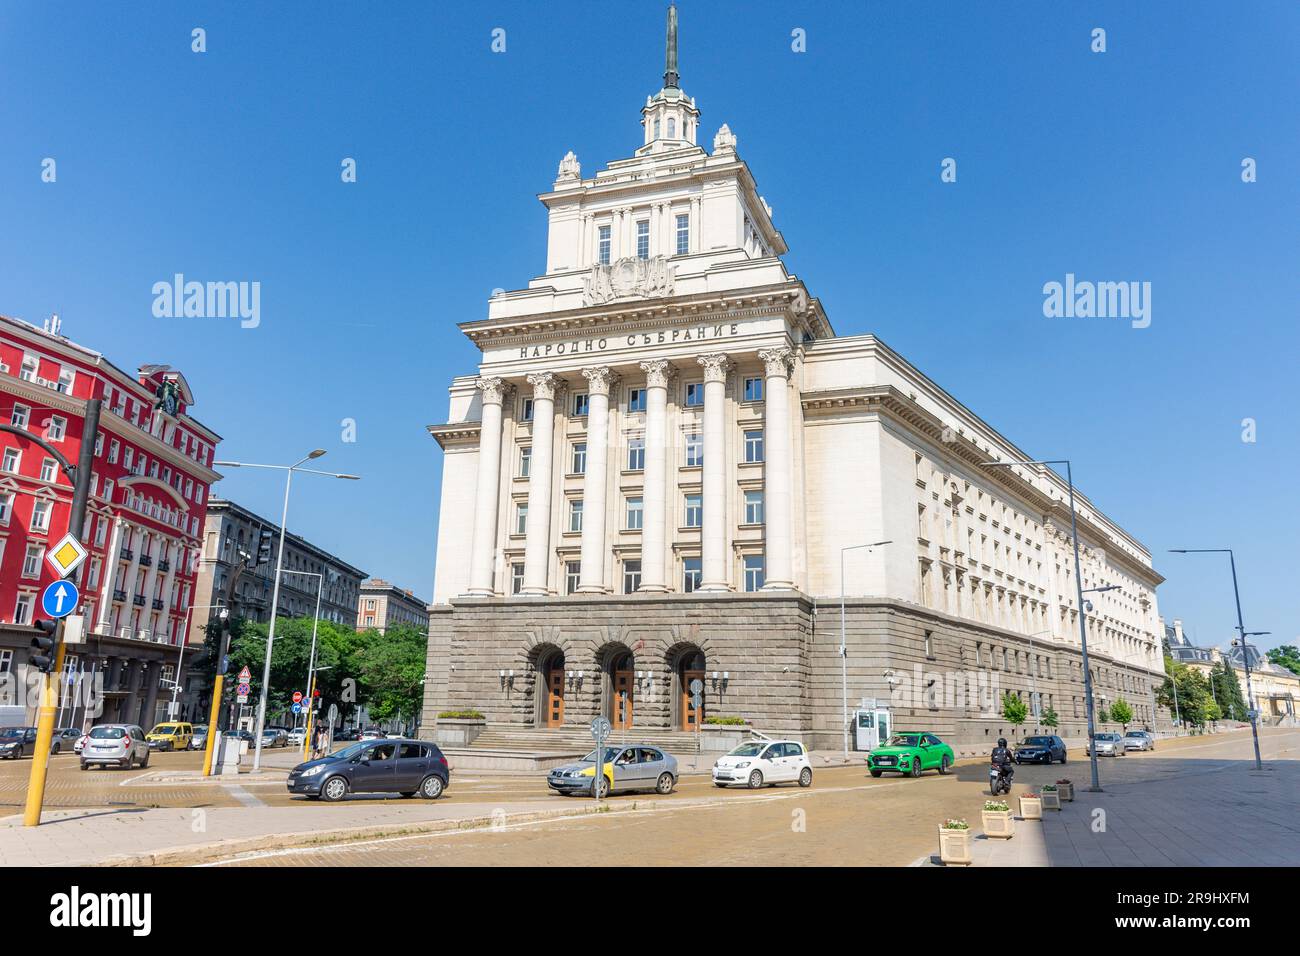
203;729;1295;867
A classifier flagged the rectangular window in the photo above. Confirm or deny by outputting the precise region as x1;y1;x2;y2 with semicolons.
23;544;43;578
10;404;29;428
636;220;650;259
675;213;689;255
684;382;704;407
520;398;534;422
625;496;643;530
623;560;642;594
572;393;589;417
744;490;765;525
511;563;525;595
569;498;583;533
19;356;37;382
14;594;33;625
88;557;102;590
1;449;17;473
743;429;764;463
571;442;587;475
743;377;764;402
684;493;702;528
565;561;582;595
48;416;66;441
626;437;645;471
685;432;703;467
598;224;611;265
515;503;528;536
94;432;104;456
57;368;75;394
0;493;11;523
39;459;56;483
627;388;646;413
31;500;51;532
123;447;133;470
744;555;766;592
519;445;531;477
683;557;702;593
108;439;120;464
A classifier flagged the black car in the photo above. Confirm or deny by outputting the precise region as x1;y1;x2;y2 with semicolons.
0;726;62;758
286;739;449;802
1014;735;1067;765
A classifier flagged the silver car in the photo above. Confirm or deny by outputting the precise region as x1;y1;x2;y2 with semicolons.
1085;732;1126;757
547;744;678;798
80;724;151;770
1122;731;1155;751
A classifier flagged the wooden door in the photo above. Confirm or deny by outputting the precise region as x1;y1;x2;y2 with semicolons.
681;670;705;730
545;668;565;727
612;670;633;729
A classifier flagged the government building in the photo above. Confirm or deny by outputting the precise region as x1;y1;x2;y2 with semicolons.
421;9;1167;750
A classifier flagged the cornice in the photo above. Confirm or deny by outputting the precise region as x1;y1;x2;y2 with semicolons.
426;422;482;450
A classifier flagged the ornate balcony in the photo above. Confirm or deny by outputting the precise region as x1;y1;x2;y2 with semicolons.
132;594;146;607
119;548;134;560
139;555;153;568
113;589;127;602
157;559;170;573
152;599;165;611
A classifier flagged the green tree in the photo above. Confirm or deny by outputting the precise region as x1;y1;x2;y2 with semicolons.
351;623;429;728
1209;660;1247;721
1001;691;1028;728
1157;657;1216;730
1040;706;1059;728
1266;645;1300;677
1095;703;1111;724
1109;698;1133;732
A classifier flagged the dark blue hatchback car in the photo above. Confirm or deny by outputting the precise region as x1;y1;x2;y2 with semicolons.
287;738;449;802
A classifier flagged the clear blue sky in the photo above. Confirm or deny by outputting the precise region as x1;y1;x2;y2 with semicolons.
1;2;1296;651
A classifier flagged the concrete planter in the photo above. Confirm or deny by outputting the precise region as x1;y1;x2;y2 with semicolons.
1057;781;1074;802
981;809;1015;839
1040;789;1061;811
1019;794;1043;820
433;718;486;747
938;827;973;866
700;723;755;752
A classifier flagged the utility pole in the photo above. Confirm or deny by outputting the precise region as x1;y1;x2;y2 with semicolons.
201;553;252;775
23;399;100;827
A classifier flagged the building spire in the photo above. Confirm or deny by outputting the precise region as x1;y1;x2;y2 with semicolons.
663;3;679;89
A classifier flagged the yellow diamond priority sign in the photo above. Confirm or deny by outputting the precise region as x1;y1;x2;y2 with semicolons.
45;533;88;579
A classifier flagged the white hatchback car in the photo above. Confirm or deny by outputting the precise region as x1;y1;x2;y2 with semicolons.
712;740;813;789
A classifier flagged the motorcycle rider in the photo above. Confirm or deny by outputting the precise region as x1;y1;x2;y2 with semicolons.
990;737;1015;791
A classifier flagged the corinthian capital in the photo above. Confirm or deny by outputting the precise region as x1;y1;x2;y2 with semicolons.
475;376;511;406
639;359;675;390
758;346;793;379
525;371;564;402
580;365;617;396
697;353;731;384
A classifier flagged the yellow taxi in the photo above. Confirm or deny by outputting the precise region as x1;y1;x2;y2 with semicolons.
145;722;193;751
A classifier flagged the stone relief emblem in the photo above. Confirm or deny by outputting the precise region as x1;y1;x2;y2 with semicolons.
583;256;675;306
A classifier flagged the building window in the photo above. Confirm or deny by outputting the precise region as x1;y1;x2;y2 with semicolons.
684;493;702;528
743;377;764;402
39;459;57;483
108;439;120;464
626;437;645;471
571;442;587;475
19;356;37;382
514;503;528;536
520;397;534;422
0;649;11;674
14;594;33;625
625;496;643;530
744;555;766;592
743;430;764;463
510;563;525;595
635;220;650;260
47;416;66;441
684;382;704;407
667;117;676;138
10;404;29;428
598;224;611;265
683;557;702;593
569;499;583;533
22;544;42;578
519;445;531;477
0;493;11;523
57;368;74;394
123;447;133;470
565;561;581;595
685;432;703;467
2;448;19;473
627;387;646;413
31;500;51;532
623;559;642;594
744;491;765;525
572;393;589;417
88;558;101;589
676;213;689;255
925;630;935;659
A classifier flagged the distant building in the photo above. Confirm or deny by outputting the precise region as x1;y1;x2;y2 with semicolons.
1164;619;1212;664
358;579;429;634
1163;618;1298;724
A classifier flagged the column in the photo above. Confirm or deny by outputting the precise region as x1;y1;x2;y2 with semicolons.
139;661;161;727
157;538;179;642
522;372;562;595
758;346;794;589
467;377;510;595
697;353;731;591
638;359;672;592
96;518;124;633
122;525;143;633
140;533;161;638
578;367;614;593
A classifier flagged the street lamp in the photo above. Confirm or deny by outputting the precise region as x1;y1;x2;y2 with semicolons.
840;540;891;760
1168;549;1263;771
215;450;360;770
983;458;1103;792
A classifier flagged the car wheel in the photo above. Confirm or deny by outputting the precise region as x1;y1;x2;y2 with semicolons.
594;776;610;799
1061;753;1067;764
79;761;88;771
419;775;444;799
910;759;923;778
321;776;349;802
798;766;813;788
939;755;951;775
747;769;764;789
655;772;674;795
714;782;727;788
869;770;882;778
139;752;149;769
51;743;60;755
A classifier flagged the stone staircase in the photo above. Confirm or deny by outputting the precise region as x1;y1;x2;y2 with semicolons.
468;725;716;755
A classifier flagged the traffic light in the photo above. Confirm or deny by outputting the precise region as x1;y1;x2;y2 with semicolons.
30;620;59;673
256;528;273;567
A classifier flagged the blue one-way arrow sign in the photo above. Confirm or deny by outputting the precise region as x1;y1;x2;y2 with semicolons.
41;580;80;619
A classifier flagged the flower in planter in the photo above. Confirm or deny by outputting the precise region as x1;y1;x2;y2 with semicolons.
983;800;1010;812
1041;784;1057;792
1056;779;1072;785
940;818;970;830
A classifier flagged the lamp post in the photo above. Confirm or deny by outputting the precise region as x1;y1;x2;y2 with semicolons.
214;451;360;770
983;458;1104;791
840;540;891;760
1168;549;1263;771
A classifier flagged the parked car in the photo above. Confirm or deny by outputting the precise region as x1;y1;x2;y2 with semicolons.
56;727;83;749
286;739;450;802
146;722;194;751
359;728;385;740
866;732;956;777
548;745;679;798
80;724;151;770
188;726;209;750
1085;733;1127;757
260;728;289;748
0;727;37;759
220;728;255;752
711;740;813;789
74;733;89;754
1014;735;1067;765
287;728;307;747
1122;730;1155;751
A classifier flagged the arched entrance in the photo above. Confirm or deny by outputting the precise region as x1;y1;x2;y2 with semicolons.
609;650;634;730
533;647;566;728
671;646;707;731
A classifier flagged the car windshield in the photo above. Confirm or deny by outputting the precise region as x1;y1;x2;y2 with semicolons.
150;725;178;735
1022;737;1051;746
193;727;207;734
0;727;25;736
581;747;620;763
727;742;766;757
1096;734;1119;741
886;735;922;747
1124;732;1145;737
90;727;126;739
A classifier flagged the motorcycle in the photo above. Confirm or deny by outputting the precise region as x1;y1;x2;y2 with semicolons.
989;763;1012;796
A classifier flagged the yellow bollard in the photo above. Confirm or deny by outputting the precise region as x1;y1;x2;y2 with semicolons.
23;639;67;827
201;674;224;776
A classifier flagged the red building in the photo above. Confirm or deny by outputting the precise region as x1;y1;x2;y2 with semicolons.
0;313;221;728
